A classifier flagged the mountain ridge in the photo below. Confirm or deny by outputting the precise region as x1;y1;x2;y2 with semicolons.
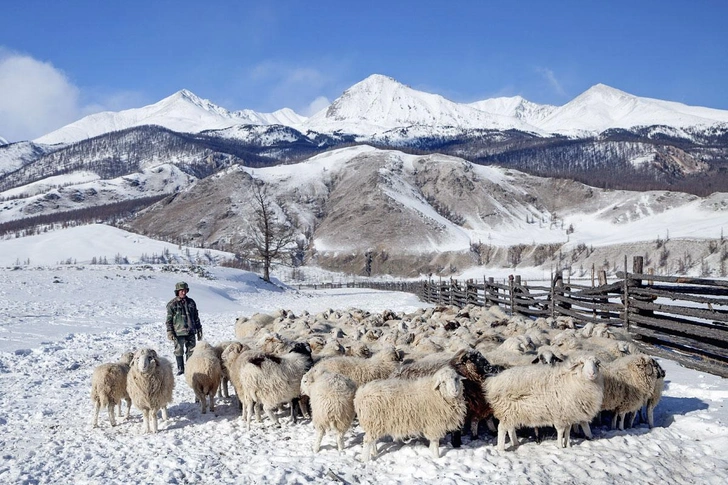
30;74;728;146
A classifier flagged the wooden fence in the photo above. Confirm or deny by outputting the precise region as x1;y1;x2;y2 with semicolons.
312;256;728;377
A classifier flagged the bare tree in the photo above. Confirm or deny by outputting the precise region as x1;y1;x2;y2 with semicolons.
247;182;296;282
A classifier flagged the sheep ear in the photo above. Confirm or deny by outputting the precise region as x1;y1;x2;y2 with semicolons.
554;355;563;363
453;349;468;363
531;356;540;365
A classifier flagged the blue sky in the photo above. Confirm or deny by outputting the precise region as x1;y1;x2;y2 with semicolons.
1;0;727;141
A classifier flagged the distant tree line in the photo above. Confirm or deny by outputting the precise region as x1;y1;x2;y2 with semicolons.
0;194;167;238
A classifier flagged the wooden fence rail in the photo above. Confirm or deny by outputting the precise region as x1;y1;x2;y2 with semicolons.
304;256;728;377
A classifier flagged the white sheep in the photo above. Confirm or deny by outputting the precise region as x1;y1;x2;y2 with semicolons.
90;351;134;428
300;367;357;453
354;366;466;460
126;348;175;433
312;346;402;387
185;340;222;414
485;355;604;451
238;342;313;428
601;354;665;430
212;340;237;398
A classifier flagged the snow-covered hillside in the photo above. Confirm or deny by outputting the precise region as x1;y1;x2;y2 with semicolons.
0;141;54;177
0;244;726;483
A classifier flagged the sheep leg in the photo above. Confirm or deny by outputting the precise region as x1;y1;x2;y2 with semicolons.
255;402;263;422
618;413;626;431
508;428;519;449
471;418;480;438
427;436;440;459
161;406;169;421
558;425;571;448
451;430;462;448
496;422;508;451
150;410;159;433
142;410;150;433
299;395;311;419
610;413;618;430
313;427;325;453
628;411;637;428
124;397;132;418
246;401;255;430
108;403;117;427
362;435;376;461
289;399;297;424
580;421;593;440
221;378;229;398
209;393;215;413
556;427;565;448
486;417;496;432
92;401;100;428
336;431;345;452
647;405;656;428
264;405;280;427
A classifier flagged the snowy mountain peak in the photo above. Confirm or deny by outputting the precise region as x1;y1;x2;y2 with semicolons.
34;89;306;145
304;74;541;135
469;95;558;125
0;135;8;146
573;83;636;106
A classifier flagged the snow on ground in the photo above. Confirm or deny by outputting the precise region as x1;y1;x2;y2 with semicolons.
0;227;727;484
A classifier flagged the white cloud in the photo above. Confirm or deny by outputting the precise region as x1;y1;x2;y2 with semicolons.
0;50;81;142
0;49;146;143
536;67;566;97
304;96;330;116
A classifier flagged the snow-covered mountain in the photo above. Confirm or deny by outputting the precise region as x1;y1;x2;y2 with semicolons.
536;84;728;135
29;74;728;148
468;96;558;126
34;89;307;145
0;135;8;146
302;74;543;136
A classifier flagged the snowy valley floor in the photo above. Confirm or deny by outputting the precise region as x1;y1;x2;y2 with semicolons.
0;265;727;484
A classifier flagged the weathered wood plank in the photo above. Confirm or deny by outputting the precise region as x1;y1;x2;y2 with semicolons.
553;305;624;326
629;324;728;362
617;272;728;288
635;342;728;378
628;312;728;344
629;299;728;324
629;285;728;301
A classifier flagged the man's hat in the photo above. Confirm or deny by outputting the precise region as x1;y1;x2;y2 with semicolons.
175;281;189;294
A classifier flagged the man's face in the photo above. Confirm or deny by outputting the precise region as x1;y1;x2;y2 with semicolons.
178;289;188;298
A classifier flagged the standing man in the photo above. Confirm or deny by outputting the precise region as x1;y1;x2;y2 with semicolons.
166;281;203;375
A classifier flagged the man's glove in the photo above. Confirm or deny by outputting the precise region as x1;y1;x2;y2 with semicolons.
197;329;203;340
167;332;175;342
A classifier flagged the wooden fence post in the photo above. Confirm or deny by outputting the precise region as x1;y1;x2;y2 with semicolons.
552;270;563;318
508;274;515;314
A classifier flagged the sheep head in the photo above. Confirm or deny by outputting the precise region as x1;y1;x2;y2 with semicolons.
134;348;158;373
451;349;499;381
568;355;601;381
432;367;463;400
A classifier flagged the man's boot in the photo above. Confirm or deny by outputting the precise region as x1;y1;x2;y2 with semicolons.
176;356;185;376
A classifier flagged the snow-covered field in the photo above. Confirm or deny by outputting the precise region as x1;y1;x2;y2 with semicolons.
1;229;727;484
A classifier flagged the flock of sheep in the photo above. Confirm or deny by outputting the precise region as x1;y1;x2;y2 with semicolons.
90;303;665;460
